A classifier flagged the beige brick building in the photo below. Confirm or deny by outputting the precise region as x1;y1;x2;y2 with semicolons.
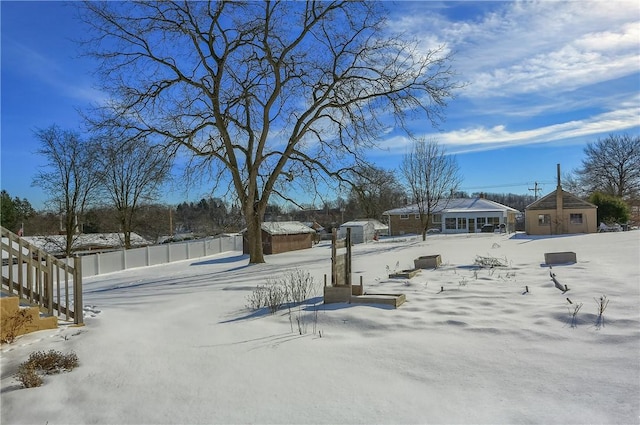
524;189;597;235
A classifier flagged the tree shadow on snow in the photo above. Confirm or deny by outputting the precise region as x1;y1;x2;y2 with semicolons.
219;295;394;324
190;254;249;266
509;233;588;244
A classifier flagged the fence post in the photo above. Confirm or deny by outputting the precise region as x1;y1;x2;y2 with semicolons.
46;254;54;315
73;256;84;326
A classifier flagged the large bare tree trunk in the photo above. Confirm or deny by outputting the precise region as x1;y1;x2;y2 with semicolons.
244;206;265;264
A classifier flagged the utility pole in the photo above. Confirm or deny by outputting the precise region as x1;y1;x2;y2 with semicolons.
528;182;541;200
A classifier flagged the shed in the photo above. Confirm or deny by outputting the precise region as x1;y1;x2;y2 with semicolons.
242;221;316;255
337;220;377;244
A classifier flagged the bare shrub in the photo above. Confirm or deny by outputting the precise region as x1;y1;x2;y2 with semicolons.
246;285;267;311
25;350;79;374
1;309;33;344
15;350;79;389
567;299;583;328
248;269;318;319
15;365;43;388
264;278;285;314
595;295;609;328
283;268;318;305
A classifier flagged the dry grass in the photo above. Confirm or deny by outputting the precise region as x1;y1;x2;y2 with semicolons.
15;350;79;388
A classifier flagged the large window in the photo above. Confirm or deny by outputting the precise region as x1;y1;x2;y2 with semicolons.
445;218;456;230
487;217;500;225
477;217;486;226
432;214;442;224
400;214;409;220
538;214;551;225
457;218;467;229
570;213;583;224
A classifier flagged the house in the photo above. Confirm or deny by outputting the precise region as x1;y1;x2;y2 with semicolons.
383;197;519;236
242;221;316;255
524;165;597;235
302;221;326;241
337;219;387;244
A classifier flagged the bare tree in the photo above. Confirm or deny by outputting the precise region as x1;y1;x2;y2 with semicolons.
400;138;461;240
348;166;406;220
32;125;102;256
81;1;458;263
576;133;640;199
94;135;173;248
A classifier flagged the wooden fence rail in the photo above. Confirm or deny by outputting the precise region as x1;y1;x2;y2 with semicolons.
1;226;83;325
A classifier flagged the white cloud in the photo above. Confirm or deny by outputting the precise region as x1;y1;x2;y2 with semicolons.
441;104;639;153
375;94;640;155
5;39;108;106
391;1;640;98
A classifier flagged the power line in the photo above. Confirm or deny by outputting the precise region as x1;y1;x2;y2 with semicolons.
460;180;554;192
528;182;542;200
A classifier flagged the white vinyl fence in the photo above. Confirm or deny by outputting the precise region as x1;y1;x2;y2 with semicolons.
80;234;243;278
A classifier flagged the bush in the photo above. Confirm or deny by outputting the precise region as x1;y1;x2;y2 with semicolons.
246;280;285;314
15;365;43;388
588;192;630;224
283;268;317;305
246;284;267;310
246;268;317;314
15;350;79;388
1;309;33;344
263;279;285;313
24;350;79;374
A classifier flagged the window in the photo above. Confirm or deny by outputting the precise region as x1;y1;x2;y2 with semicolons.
570;213;583;224
400;214;409;220
538;214;551;225
488;217;500;225
432;214;442;224
477;217;486;226
457;218;467;229
445;218;456;230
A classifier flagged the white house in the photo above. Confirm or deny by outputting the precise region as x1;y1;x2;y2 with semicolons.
383;198;519;236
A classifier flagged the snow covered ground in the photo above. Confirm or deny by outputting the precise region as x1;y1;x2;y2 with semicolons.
1;231;639;424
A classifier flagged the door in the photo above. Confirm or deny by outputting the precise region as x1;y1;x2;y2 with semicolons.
468;218;475;233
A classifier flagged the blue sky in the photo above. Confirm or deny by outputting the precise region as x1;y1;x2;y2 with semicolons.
1;1;639;210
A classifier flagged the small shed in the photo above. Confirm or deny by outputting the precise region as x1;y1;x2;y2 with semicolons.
337;220;377;244
243;221;316;255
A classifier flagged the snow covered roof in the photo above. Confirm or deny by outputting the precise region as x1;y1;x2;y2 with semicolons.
383;198;519;215
22;232;150;254
302;221;325;232
260;221;317;235
340;219;388;231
